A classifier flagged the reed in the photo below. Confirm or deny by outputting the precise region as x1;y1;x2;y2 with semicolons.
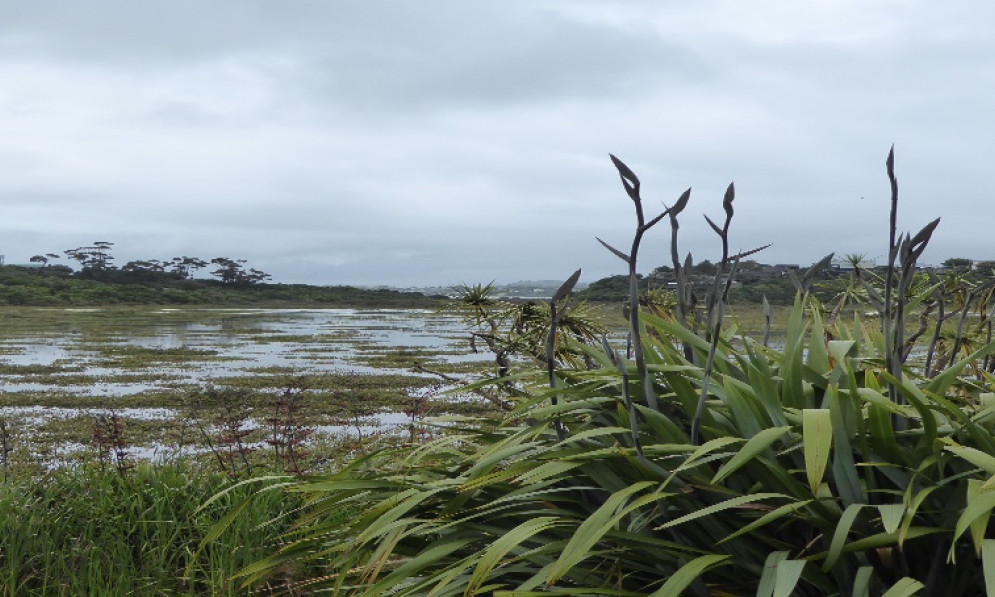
0;462;309;595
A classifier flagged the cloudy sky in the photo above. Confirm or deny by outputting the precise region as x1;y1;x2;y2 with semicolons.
1;1;991;287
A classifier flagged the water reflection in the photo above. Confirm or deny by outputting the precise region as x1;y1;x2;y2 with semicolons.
0;308;485;395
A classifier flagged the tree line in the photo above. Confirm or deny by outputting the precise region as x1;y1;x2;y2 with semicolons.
29;241;271;286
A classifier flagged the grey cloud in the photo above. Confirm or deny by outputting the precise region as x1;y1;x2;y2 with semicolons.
305;21;704;112
3;2;708;115
1;1;994;288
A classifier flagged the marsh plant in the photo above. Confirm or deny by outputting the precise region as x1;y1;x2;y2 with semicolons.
0;418;10;483
186;387;258;478
404;382;441;444
0;462;312;595
91;410;133;477
265;381;315;476
213;149;995;595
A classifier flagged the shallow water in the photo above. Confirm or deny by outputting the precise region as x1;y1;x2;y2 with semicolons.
0;307;486;396
0;307;501;464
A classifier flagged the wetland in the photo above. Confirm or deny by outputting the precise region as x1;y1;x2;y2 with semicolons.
0;307;497;472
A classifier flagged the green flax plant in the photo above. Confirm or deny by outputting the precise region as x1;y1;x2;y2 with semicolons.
920;269;995;377
219;149;995;595
547;269;583;441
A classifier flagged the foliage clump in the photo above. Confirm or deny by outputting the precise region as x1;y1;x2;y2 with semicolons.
215;150;995;595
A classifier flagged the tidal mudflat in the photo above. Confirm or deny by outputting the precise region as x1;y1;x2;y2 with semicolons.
0;307;496;469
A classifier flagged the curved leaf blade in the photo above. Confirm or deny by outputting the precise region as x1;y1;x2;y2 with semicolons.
649;554;730;596
803;409;833;495
711;426;791;484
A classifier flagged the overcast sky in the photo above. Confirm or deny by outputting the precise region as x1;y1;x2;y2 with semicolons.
1;1;992;287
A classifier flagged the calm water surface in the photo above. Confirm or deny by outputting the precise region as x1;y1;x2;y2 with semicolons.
0;307;484;395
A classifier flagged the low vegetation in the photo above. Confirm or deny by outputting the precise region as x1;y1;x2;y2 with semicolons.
0;374;476;595
0;307;502;594
0;462;319;595
0;263;436;307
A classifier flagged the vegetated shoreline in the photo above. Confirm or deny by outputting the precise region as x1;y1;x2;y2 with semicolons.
0;264;443;308
0;259;817;309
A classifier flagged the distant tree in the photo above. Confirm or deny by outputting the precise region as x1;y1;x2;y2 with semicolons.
245;268;271;284
169;256;208;279
973;261;995;276
65;241;115;271
120;259;181;283
122;260;166;274
210;257;270;285
210;257;246;284
121;261;146;273
943;257;973;271
63;248;84;269
29;253;60;269
649;265;674;278
695;259;717;275
90;241;114;269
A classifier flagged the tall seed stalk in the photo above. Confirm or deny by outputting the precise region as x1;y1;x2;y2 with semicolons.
984;301;995;373
924;270;946;376
880;147;940;407
669;198;693;360
602;336;646;462
597;154;683;411
883;147;899;403
691;184;737;444
546;269;582;441
691;183;768;444
762;295;772;347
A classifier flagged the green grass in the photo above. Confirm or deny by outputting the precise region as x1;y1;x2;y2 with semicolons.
89;345;229;368
0;463;315;595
